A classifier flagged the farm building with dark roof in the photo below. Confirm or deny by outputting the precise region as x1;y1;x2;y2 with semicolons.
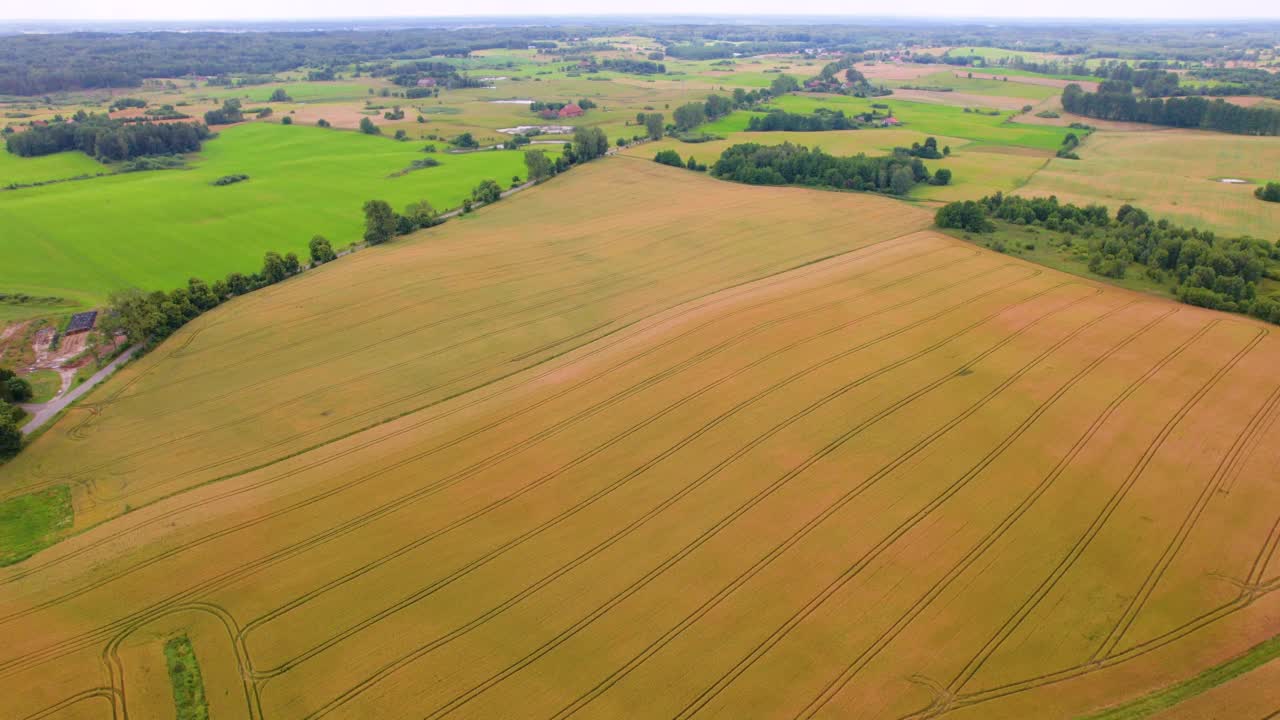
65;310;98;335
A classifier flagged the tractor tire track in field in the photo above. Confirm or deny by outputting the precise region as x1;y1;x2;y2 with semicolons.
241;255;1003;677
1093;378;1280;661
37;217;899;509
0;242;990;672
75;237;949;506
41;230;755;484
946;324;1266;699
19;688;118;720
775;305;1190;720
0;237;947;586
300;277;1068;719
574;300;1166;720
2;233;937;582
170;201;841;362
100;601;259;720
907;570;1280;719
85;206;869;413
244;258;1029;676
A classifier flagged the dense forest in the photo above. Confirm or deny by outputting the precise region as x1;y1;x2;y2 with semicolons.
710;142;946;195
5;115;210;161
936;193;1280;323
1061;83;1280;135
0;27;582;95
3;20;1279;96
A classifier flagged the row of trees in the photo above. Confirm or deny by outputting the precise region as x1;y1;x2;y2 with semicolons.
935;193;1280;322
746;108;859;132
710;142;941;195
599;58;666;74
105;251;301;348
5;114;210;162
1061;83;1280;136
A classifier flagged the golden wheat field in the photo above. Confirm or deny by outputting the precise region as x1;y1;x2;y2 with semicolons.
3;160;1280;720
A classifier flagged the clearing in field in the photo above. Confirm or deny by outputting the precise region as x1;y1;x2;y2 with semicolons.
1;159;1279;720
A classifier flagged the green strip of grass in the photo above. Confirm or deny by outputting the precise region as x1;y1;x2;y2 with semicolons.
1080;633;1280;719
0;485;72;566
24;369;62;403
164;635;209;720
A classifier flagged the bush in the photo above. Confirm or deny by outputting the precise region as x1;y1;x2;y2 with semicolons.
309;235;337;264
935;200;994;233
653;149;684;167
212;174;249;186
1256;182;1280;203
471;179;502;204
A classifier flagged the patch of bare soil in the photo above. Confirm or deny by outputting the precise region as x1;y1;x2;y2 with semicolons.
858;63;945;81
288;105;381;130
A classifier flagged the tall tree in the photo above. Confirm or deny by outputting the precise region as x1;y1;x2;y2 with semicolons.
644;113;665;140
524;149;553;181
673;102;706;132
362;199;397;245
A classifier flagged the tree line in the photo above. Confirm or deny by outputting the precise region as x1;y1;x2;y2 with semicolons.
5;114;210;162
0;27;589;95
746;108;860;132
936;193;1280;323
709;142;945;195
1062;83;1280;136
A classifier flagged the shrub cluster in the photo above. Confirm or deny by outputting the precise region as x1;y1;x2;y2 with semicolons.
710;142;936;196
1255;182;1280;203
653;149;707;172
936;193;1280;322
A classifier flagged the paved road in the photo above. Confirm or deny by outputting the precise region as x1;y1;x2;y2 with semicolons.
20;345;139;436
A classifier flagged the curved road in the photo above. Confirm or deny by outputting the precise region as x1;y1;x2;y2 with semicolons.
19;345;139;436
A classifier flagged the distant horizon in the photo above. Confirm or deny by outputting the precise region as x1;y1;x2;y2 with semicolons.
2;7;1278;24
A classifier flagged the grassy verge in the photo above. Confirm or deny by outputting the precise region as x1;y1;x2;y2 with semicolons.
0;485;72;566
1080;633;1280;719
164;635;209;720
24;369;62;403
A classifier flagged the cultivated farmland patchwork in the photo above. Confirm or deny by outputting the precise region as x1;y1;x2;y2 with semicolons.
2;161;1279;720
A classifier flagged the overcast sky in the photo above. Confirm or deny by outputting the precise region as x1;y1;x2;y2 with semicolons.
4;0;1276;21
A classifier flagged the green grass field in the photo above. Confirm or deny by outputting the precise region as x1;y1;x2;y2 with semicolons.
0;123;542;313
0;485;71;566
207;81;373;103
24;369;61;403
0;148;106;186
770;94;1073;150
